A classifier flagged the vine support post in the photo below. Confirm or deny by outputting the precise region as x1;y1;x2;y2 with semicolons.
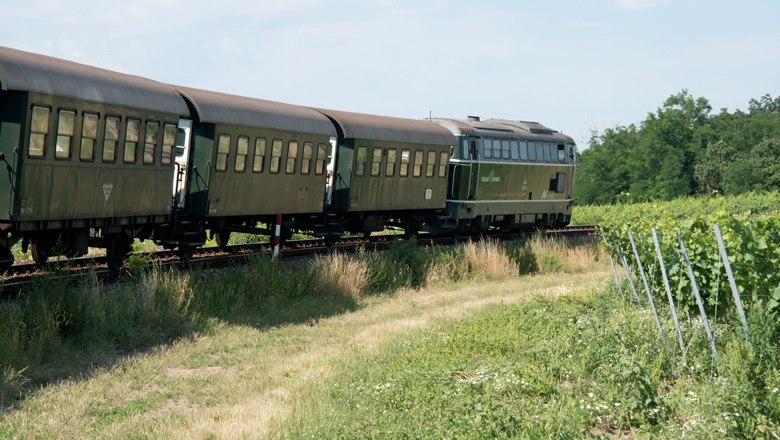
615;239;642;306
652;228;686;358
677;230;718;357
629;231;664;337
713;224;750;343
600;231;623;297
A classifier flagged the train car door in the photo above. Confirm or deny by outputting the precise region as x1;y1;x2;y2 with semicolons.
467;136;480;199
172;118;192;208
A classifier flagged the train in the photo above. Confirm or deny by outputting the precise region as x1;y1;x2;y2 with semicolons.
0;46;576;271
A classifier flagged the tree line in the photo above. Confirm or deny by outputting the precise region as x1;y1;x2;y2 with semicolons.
574;90;780;205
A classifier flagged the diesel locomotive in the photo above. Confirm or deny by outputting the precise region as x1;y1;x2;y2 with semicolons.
0;46;575;271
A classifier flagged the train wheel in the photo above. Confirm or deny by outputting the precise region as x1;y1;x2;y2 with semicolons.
403;217;421;239
178;244;194;262
216;230;231;249
106;235;132;271
30;242;49;267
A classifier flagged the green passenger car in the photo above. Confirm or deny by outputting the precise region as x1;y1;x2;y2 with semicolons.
173;87;337;246
315;109;456;235
0;46;188;268
432;117;576;231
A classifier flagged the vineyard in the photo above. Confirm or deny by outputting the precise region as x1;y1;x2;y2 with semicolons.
574;191;780;343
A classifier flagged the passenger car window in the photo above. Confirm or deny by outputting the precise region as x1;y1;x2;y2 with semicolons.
103;116;119;162
270;139;282;173
235;136;249;172
355;146;368;176
400;149;410;177
413;151;423;177
216;134;230;171
162;124;176;165
315;143;327;175
426;151;436;177
29;106;49;158
286;140;298;174
144;121;159;164
438;152;448;177
124;119;140;163
386;148;397;176
79;113;98;161
253;138;267;173
56;110;76;159
301;142;313;175
371;148;382;177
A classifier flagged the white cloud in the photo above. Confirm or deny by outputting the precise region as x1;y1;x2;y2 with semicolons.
614;0;672;11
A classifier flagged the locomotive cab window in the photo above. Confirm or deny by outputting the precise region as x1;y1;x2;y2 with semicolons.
28;105;50;158
557;144;566;161
510;140;519;160
80;112;98;161
124;119;140;163
56;110;76;159
482;138;492;159
144;121;159;165
519;141;528;160
270;139;282;173
162;124;176;165
501;140;511;159
286;140;298;174
103;116;120;162
216;134;230;171
301;142;313;175
253;137;267;173
235;136;249;172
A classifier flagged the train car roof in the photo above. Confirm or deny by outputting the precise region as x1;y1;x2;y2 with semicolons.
315;108;456;146
432;117;575;144
176;86;337;136
0;46;188;115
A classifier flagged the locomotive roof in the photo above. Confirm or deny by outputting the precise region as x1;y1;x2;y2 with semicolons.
176;86;337;136
0;46;188;115
432;117;575;144
315;108;456;146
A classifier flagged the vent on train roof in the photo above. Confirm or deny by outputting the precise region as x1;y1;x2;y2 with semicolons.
490;119;557;135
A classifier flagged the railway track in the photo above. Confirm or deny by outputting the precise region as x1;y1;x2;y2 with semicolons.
0;225;598;294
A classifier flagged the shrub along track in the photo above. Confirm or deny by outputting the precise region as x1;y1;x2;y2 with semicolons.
0;268;610;438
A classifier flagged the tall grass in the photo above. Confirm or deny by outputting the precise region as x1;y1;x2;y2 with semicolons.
0;236;605;406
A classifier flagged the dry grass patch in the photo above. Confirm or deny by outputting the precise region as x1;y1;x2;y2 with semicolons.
463;239;518;279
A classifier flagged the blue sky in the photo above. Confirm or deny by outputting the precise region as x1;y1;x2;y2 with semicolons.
3;0;779;147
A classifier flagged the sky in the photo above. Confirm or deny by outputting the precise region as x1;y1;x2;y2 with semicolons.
2;0;779;148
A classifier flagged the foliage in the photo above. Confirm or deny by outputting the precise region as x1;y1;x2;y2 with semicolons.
582;196;780;317
576;91;780;204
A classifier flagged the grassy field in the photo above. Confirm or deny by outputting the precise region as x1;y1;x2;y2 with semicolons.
0;237;608;438
2;228;778;438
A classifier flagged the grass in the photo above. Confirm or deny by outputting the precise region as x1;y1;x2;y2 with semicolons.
279;285;780;438
0;236;610;438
